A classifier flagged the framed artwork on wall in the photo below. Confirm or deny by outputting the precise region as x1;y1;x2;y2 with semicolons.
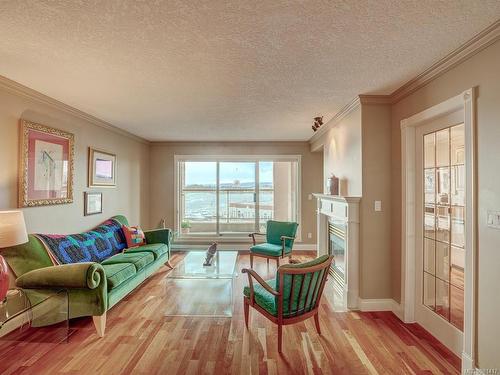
84;192;103;216
88;148;116;187
19;120;74;207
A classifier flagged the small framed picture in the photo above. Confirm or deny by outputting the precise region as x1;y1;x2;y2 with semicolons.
88;148;116;187
84;192;102;216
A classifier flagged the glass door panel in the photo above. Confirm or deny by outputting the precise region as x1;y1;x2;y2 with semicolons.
181;162;217;234
258;161;274;233
423;238;435;274
436;206;450;243
450;285;464;330
424;206;436;239
435;242;449;280
421;124;465;332
436;167;450;204
451;124;465;165
424;169;436;204
423;272;436;310
218;162;256;234
436;129;450;167
451;165;465;206
451;206;465;247
436;278;450;320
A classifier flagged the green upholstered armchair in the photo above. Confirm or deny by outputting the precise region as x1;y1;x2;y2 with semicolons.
249;220;298;268
242;255;333;353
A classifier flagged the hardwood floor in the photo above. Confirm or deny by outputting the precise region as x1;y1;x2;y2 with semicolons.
0;253;460;374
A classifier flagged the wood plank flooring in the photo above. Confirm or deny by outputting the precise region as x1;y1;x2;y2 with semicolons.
0;253;460;374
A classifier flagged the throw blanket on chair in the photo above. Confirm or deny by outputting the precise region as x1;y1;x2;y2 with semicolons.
36;219;127;264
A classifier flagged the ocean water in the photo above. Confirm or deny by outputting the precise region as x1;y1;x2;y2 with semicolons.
184;191;273;220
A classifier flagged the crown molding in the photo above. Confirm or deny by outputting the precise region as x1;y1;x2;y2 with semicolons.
0;75;149;144
309;96;360;146
310;20;500;143
390;19;500;103
358;94;392;105
150;140;309;145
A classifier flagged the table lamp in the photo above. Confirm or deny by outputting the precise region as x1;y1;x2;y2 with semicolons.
0;211;28;302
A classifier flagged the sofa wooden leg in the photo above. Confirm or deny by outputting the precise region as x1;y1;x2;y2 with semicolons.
93;312;107;338
250;253;253;269
165;260;174;269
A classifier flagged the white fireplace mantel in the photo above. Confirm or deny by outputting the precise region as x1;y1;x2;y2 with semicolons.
313;194;361;309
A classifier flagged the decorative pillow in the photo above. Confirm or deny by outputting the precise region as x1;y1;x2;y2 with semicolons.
122;225;146;248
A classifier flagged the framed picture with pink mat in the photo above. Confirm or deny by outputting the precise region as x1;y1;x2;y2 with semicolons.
18;120;74;207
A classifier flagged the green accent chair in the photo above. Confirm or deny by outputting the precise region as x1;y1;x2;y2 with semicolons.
249;220;298;268
242;255;333;353
2;215;172;337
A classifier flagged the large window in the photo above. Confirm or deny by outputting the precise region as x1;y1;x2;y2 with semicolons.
175;156;300;238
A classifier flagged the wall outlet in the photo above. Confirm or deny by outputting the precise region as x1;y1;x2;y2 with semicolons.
374;200;382;212
487;210;500;229
307;232;312;239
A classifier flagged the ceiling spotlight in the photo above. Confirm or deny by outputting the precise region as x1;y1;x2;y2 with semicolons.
312;116;323;132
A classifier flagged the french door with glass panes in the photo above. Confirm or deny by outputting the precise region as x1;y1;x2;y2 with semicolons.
415;117;465;353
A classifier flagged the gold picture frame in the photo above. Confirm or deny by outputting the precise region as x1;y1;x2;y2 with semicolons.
88;148;117;187
19;120;74;207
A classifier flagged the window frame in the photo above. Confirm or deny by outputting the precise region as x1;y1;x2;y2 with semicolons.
174;154;302;242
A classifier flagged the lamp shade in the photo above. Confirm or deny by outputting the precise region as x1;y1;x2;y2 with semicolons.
0;211;28;248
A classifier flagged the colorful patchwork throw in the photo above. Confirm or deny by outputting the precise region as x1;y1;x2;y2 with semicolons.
36;219;127;264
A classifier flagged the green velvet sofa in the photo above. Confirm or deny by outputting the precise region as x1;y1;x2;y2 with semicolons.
2;215;171;337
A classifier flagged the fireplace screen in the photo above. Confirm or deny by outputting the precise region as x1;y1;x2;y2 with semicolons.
328;220;346;280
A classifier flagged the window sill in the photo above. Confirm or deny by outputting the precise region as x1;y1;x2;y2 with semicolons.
174;235;303;244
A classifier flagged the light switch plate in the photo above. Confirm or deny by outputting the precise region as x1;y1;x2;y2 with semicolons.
374;200;382;212
487;210;500;229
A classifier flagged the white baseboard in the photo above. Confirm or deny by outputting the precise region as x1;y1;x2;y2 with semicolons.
461;352;474;373
172;243;317;251
391;301;405;320
357;299;480;373
357;298;398;312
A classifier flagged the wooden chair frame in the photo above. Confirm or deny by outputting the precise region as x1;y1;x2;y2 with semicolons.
242;255;333;353
248;232;297;268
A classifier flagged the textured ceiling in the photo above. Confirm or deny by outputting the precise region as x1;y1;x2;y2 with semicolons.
0;1;499;141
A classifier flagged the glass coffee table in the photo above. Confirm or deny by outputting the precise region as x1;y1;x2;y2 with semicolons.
165;251;238;317
0;288;69;371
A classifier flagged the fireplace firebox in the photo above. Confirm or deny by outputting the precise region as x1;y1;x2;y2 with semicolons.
314;194;360;310
328;220;346;280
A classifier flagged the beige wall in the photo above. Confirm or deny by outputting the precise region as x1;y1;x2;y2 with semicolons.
0;86;150;233
360;103;392;299
391;40;500;369
149;142;323;245
312;103;393;299
312;107;362;196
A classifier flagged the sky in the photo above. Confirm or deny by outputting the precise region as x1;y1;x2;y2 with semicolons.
184;161;273;186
